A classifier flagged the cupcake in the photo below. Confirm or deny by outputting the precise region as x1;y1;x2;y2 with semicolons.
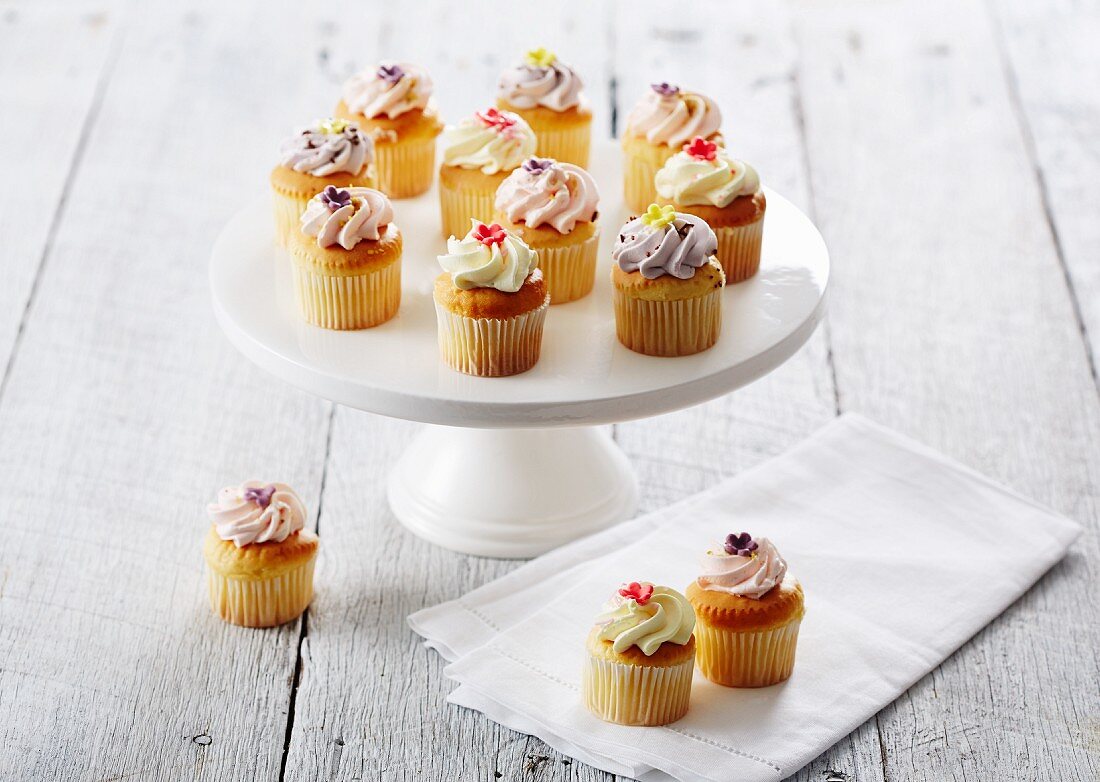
270;118;375;247
203;481;319;628
493;157;600;304
288;186;401;330
582;581;696;726
656;136;765;283
434;220;548;376
335;62;443;198
621;83;722;213
686;532;804;687
438;108;537;240
496;48;591;166
611;204;724;356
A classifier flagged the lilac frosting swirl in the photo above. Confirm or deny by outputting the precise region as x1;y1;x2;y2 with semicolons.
494;158;599;234
612;212;718;279
279;120;373;177
497;55;584;111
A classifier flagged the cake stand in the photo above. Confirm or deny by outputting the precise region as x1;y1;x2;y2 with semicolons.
210;142;829;558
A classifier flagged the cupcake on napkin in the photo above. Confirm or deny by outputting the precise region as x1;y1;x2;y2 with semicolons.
582;581;696;726
438;108;537;240
686;532;804;687
270;118;375;246
621;83;722;213
336;62;443;198
494;157;600;304
656;136;765;283
203;481;319;628
496;47;591;166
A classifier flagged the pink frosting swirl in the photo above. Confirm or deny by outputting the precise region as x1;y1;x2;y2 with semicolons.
494;158;599;234
342;62;433;119
497;58;583;111
696;537;788;599
207;481;307;547
625;85;722;147
300;186;394;250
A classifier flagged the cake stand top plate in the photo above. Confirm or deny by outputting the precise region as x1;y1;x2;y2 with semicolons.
210;142;828;428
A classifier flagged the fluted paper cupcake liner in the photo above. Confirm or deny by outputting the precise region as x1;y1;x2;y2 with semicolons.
206;556;316;628
582;653;695;726
439;183;496;240
375;135;437;198
694;618;801;687
272;191;312;249
292;258;401;330
532;122;591;168
539;233;599;304
716;217;765;283
623;145;677;214
434;299;549;376
613;287;722;356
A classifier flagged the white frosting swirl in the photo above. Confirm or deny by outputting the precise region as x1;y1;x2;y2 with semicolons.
438;221;539;292
494;160;599;234
441;110;537;175
655;149;760;208
207;481;306;547
697;538;788;599
497;56;583;111
279;120;373;177
594;585;695;656
626;89;722;147
300;187;394;250
342;62;433;119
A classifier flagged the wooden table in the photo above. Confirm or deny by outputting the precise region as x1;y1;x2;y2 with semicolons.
1;1;1096;780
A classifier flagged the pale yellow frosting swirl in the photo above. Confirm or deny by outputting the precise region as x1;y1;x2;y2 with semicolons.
655;149;760;208
438;221;539;292
593;585;695;656
441;109;537;175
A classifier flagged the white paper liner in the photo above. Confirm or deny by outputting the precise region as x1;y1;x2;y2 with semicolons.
716;217;765;284
622;146;676;214
612;287;722;356
272;191;311;248
439;182;496;240
206;556;316;628
292;258;401;330
375;135;437;198
539;231;599;304
694;618;802;688
582;653;695;726
434;297;549;376
531;122;591;168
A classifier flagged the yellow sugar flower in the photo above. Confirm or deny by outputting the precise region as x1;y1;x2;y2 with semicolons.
318;117;350;135
525;47;557;68
641;203;677;229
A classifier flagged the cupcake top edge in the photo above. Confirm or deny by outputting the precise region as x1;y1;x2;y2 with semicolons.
441;108;537;175
342;61;434;119
696;532;788;599
207;481;307;547
437;220;539;293
612;205;718;280
300;186;395;250
494;157;599;234
497;47;584;112
655;136;761;208
625;83;722;147
279;118;374;178
593;582;695;656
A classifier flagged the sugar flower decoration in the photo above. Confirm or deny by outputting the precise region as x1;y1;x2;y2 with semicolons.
376;63;406;84
320;185;352;212
475;107;518;132
724;532;759;557
472;221;507;247
640;203;677;229
318;117;350;135
243;484;277;509
522;157;555;174
525;47;557;68
618;581;654;606
684;135;718;161
651;82;680;97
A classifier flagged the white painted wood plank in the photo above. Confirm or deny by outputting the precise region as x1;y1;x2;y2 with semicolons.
793;1;1100;779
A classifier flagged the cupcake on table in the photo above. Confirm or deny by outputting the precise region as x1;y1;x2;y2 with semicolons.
438;107;537;240
203;481;319;628
582;581;696;726
496;47;591;166
621;82;722;213
611;204;725;356
686;532;804;687
656;136;765;283
494;157;600;304
434;220;548;377
270;118;374;246
289;186;402;330
336;62;443;198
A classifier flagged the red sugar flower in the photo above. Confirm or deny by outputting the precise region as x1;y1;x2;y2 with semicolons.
618;581;654;606
472;222;507;246
684;136;718;161
475;107;517;132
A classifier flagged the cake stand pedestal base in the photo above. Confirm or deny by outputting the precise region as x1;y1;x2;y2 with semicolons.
387;425;640;558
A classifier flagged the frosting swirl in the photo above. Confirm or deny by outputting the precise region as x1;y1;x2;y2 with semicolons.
278;118;373;177
494;158;599;234
655;147;760;208
697;536;788;599
613;206;718;279
342;62;433;119
497;49;584;111
594;584;695;656
300;186;394;250
441;108;537;175
207;481;307;547
625;85;722;147
438;221;539;292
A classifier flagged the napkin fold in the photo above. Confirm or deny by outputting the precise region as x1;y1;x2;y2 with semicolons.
409;414;1082;782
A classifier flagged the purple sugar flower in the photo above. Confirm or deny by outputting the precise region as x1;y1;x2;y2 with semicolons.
377;63;406;84
651;82;680;97
320;186;352;212
724;532;758;557
522;157;555;175
244;484;277;509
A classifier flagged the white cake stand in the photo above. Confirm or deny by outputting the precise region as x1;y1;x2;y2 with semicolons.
210;142;828;558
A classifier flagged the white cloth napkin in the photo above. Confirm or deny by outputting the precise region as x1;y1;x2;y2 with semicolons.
409;414;1082;782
